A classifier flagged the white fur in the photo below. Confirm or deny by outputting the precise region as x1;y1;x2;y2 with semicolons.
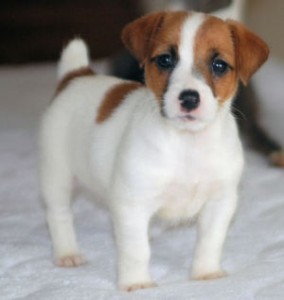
57;38;90;81
40;17;244;291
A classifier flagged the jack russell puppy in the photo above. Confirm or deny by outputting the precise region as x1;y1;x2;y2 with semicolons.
40;11;269;291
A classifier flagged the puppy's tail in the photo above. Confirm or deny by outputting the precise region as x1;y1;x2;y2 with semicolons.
57;38;90;81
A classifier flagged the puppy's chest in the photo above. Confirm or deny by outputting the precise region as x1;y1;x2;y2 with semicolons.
156;142;225;221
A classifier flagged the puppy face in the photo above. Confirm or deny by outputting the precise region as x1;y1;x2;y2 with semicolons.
122;11;269;132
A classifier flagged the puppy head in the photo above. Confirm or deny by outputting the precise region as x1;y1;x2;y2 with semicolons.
122;11;269;132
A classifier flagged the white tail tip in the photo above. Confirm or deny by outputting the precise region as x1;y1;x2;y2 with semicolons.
57;38;89;81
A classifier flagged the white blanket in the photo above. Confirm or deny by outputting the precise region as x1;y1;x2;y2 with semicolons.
1;59;284;300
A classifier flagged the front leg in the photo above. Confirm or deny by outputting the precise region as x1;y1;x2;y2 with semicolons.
191;188;238;280
112;207;156;291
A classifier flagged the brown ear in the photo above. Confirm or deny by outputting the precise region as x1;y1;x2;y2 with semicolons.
227;20;269;85
121;12;167;65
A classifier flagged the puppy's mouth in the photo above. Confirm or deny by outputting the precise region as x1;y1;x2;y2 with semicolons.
160;103;199;122
168;114;203;125
162;110;198;122
178;114;197;121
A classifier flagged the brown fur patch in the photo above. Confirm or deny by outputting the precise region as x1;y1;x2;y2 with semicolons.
122;12;189;102
55;67;95;97
194;16;238;103
96;81;142;123
194;16;269;103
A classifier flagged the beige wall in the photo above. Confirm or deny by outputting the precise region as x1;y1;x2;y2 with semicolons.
246;0;284;61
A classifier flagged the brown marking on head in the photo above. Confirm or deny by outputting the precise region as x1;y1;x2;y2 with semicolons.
194;16;239;103
55;66;95;97
96;81;143;123
194;16;269;103
122;11;189;103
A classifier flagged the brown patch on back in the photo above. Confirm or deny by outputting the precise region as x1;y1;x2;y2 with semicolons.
96;81;142;123
194;16;238;103
122;11;189;102
55;66;95;97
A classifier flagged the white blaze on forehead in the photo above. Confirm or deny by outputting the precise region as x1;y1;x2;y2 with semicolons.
163;13;220;132
178;13;206;72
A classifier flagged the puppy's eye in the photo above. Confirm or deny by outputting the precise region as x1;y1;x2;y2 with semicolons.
155;53;176;70
212;58;229;76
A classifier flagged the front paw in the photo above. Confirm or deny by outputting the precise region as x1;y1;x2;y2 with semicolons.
192;270;228;281
119;281;157;292
56;253;86;267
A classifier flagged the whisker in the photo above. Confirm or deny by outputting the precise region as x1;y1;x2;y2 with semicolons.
231;105;247;122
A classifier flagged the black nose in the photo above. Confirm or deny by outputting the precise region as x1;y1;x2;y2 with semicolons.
178;89;200;112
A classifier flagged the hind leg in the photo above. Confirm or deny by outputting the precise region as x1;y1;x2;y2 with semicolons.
40;123;85;267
